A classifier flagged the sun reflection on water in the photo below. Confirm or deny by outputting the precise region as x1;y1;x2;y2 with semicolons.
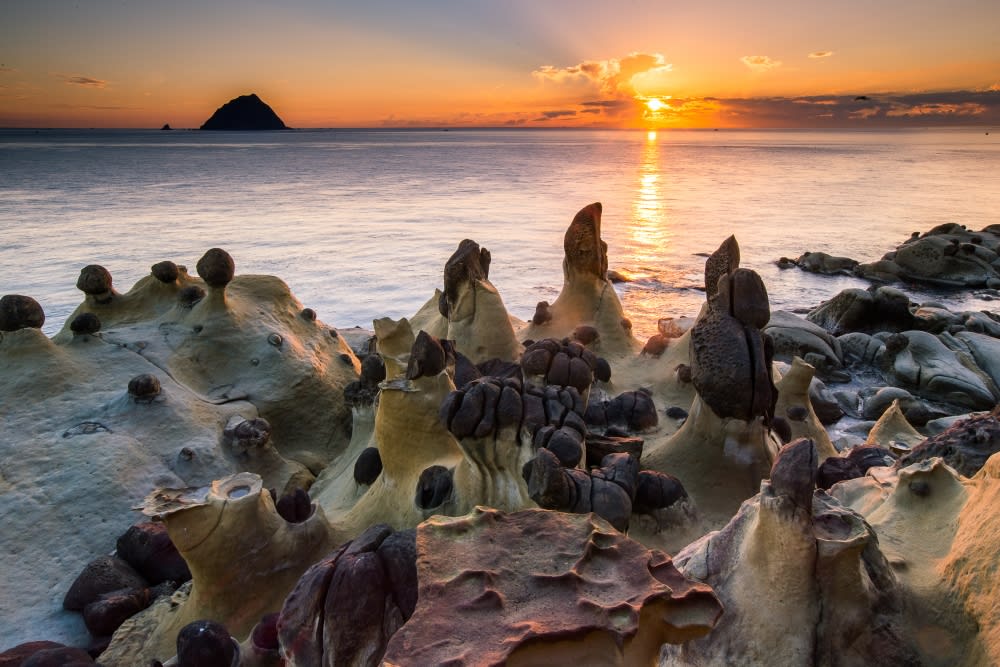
613;129;686;339
630;130;670;268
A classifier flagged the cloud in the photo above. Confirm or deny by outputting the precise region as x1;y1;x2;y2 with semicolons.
808;51;834;59
534;109;578;121
0;66;15;73
716;90;1000;126
741;55;782;71
533;52;672;98
885;102;986;117
55;74;108;88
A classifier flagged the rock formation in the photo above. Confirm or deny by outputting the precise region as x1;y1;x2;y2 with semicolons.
200;93;288;131
410;239;522;363
521;203;641;357
383;508;722;666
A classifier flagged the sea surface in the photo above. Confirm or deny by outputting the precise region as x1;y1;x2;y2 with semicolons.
2;128;999;340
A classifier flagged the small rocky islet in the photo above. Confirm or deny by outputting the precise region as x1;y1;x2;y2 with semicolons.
2;203;1000;666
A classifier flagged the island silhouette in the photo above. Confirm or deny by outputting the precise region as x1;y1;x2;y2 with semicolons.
200;93;288;130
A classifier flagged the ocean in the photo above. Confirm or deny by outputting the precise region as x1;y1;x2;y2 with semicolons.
2;128;998;340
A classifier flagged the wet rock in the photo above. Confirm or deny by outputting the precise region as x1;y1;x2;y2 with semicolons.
0;294;45;331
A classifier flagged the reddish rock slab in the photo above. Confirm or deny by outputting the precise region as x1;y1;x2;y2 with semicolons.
382;507;722;666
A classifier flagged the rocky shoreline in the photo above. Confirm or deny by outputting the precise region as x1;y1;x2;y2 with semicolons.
2;203;999;666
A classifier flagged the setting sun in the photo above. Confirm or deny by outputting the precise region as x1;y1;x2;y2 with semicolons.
645;98;668;112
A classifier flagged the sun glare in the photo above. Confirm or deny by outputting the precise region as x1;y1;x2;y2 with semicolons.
645;98;667;112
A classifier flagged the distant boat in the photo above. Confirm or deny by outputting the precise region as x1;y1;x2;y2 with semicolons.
160;123;172;131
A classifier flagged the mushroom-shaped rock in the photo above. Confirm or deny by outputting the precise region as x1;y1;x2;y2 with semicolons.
98;473;337;664
521;203;641;357
76;264;114;299
0;294;45;331
382;508;722;665
411;239;521;364
668;463;918;665
195;248;235;288
151;260;180;284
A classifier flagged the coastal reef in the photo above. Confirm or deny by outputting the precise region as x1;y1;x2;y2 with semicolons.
2;203;1000;666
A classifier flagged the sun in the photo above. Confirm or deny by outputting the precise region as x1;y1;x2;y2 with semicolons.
645;98;667;112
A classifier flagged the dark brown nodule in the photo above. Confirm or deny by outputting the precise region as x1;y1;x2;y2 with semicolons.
151;261;180;283
128;374;161;402
0;294;45;331
70;312;101;335
178;285;206;307
176;619;237;667
77;264;113;295
196;248;235;288
300;307;317;322
532;301;552;326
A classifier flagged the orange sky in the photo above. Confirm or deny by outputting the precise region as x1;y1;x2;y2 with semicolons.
2;0;998;128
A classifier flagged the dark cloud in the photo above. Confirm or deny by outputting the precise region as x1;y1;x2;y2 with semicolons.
581;99;632;109
55;74;108;88
714;90;1000;126
808;51;834;59
534;109;578;121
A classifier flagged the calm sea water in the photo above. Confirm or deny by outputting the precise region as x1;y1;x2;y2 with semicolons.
2;128;999;340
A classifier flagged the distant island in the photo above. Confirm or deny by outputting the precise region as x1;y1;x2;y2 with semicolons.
200;93;288;131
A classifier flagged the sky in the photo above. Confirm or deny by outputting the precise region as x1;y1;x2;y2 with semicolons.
1;0;998;128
